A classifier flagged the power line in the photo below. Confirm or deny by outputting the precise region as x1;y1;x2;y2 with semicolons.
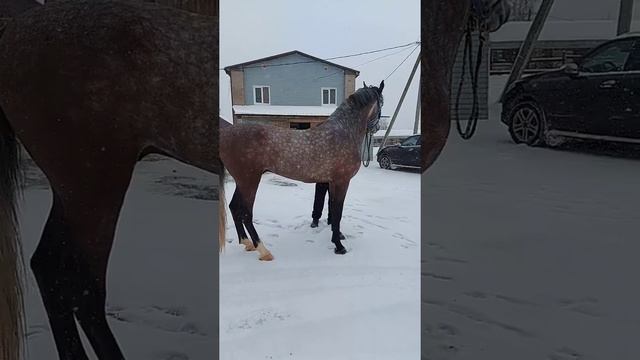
219;41;420;71
384;44;420;81
313;45;417;81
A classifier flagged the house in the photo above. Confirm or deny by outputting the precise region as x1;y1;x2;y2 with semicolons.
489;20;640;74
223;50;361;129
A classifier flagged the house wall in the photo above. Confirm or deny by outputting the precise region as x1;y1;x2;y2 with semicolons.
234;114;328;128
344;73;356;97
229;69;245;105
242;53;348;106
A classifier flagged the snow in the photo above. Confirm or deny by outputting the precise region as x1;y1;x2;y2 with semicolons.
490;20;640;42
220;168;420;359
374;129;416;138
422;75;640;359
232;105;337;117
18;152;420;359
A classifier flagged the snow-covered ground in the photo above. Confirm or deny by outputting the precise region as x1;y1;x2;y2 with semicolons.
21;156;220;359
18;151;421;359
422;75;640;359
219;167;421;359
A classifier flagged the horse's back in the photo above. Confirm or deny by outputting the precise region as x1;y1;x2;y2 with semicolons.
0;0;219;174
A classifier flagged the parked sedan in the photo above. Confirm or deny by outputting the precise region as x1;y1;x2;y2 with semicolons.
501;32;640;146
376;134;421;170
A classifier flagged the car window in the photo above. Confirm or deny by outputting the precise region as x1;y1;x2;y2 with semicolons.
401;136;418;146
579;39;635;73
624;40;640;71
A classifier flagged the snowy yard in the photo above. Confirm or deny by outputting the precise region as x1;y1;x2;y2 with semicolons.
21;156;220;359
19;152;421;359
422;75;640;359
219;167;421;360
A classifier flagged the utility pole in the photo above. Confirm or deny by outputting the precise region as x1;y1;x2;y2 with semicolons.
499;0;554;103
378;51;420;152
617;0;634;35
413;77;421;135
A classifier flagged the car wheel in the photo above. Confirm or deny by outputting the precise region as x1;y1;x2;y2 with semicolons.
508;101;544;146
378;155;392;169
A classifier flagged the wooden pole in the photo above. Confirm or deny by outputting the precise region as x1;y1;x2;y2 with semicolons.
378;52;420;151
617;0;634;35
499;0;554;103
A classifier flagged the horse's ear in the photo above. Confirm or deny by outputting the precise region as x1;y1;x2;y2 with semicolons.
363;81;367;88
379;80;384;93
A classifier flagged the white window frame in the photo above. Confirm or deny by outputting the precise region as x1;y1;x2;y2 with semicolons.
321;87;337;106
253;85;271;105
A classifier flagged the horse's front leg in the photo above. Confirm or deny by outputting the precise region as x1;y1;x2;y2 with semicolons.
328;181;350;254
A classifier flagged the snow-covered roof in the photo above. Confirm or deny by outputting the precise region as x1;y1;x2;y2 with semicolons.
373;129;416;138
233;105;338;117
491;20;640;43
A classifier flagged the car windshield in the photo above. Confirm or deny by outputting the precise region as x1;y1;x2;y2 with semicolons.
402;136;418;146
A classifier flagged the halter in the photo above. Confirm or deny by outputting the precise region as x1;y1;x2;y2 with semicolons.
362;95;382;167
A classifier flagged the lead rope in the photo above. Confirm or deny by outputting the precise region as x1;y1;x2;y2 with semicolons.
454;15;486;140
362;131;374;167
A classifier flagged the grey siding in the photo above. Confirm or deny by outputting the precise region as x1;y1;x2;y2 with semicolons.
243;53;345;106
450;32;489;121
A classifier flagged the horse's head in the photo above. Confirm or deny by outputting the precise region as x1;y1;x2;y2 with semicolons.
358;80;384;134
471;0;510;33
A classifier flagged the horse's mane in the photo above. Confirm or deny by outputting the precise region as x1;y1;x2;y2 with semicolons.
345;86;383;109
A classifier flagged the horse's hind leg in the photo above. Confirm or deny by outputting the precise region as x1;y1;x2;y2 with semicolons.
31;160;135;359
235;174;273;261
229;189;254;251
31;193;91;360
328;181;350;255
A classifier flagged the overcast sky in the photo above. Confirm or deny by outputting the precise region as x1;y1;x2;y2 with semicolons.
219;0;421;130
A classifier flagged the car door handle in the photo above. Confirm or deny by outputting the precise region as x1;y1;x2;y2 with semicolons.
599;80;618;89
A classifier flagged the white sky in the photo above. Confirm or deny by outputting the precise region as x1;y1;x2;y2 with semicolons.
219;0;421;130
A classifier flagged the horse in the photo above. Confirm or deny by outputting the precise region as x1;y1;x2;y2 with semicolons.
219;81;384;259
0;1;222;359
421;0;511;172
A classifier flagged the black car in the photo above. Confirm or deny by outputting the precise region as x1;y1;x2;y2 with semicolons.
501;33;640;147
376;134;421;169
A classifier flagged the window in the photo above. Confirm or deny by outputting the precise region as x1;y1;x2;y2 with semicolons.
401;136;419;147
624;41;640;71
254;86;270;104
579;39;635;73
321;87;337;106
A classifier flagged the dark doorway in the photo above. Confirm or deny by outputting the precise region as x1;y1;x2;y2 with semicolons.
290;122;311;130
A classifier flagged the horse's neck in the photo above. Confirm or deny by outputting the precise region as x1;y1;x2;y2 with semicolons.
322;106;368;145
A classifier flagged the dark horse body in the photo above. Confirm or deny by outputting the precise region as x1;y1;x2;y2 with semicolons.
0;1;221;359
219;83;383;259
421;0;510;172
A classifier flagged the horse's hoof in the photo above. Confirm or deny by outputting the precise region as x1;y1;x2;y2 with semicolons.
334;247;347;255
240;239;256;251
259;253;274;261
310;219;319;228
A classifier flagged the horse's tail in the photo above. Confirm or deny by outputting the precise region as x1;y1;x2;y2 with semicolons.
0;105;25;360
218;162;227;253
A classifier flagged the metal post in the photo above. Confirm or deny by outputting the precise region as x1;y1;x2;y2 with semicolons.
617;0;634;35
378;51;421;152
499;0;555;103
413;76;421;135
